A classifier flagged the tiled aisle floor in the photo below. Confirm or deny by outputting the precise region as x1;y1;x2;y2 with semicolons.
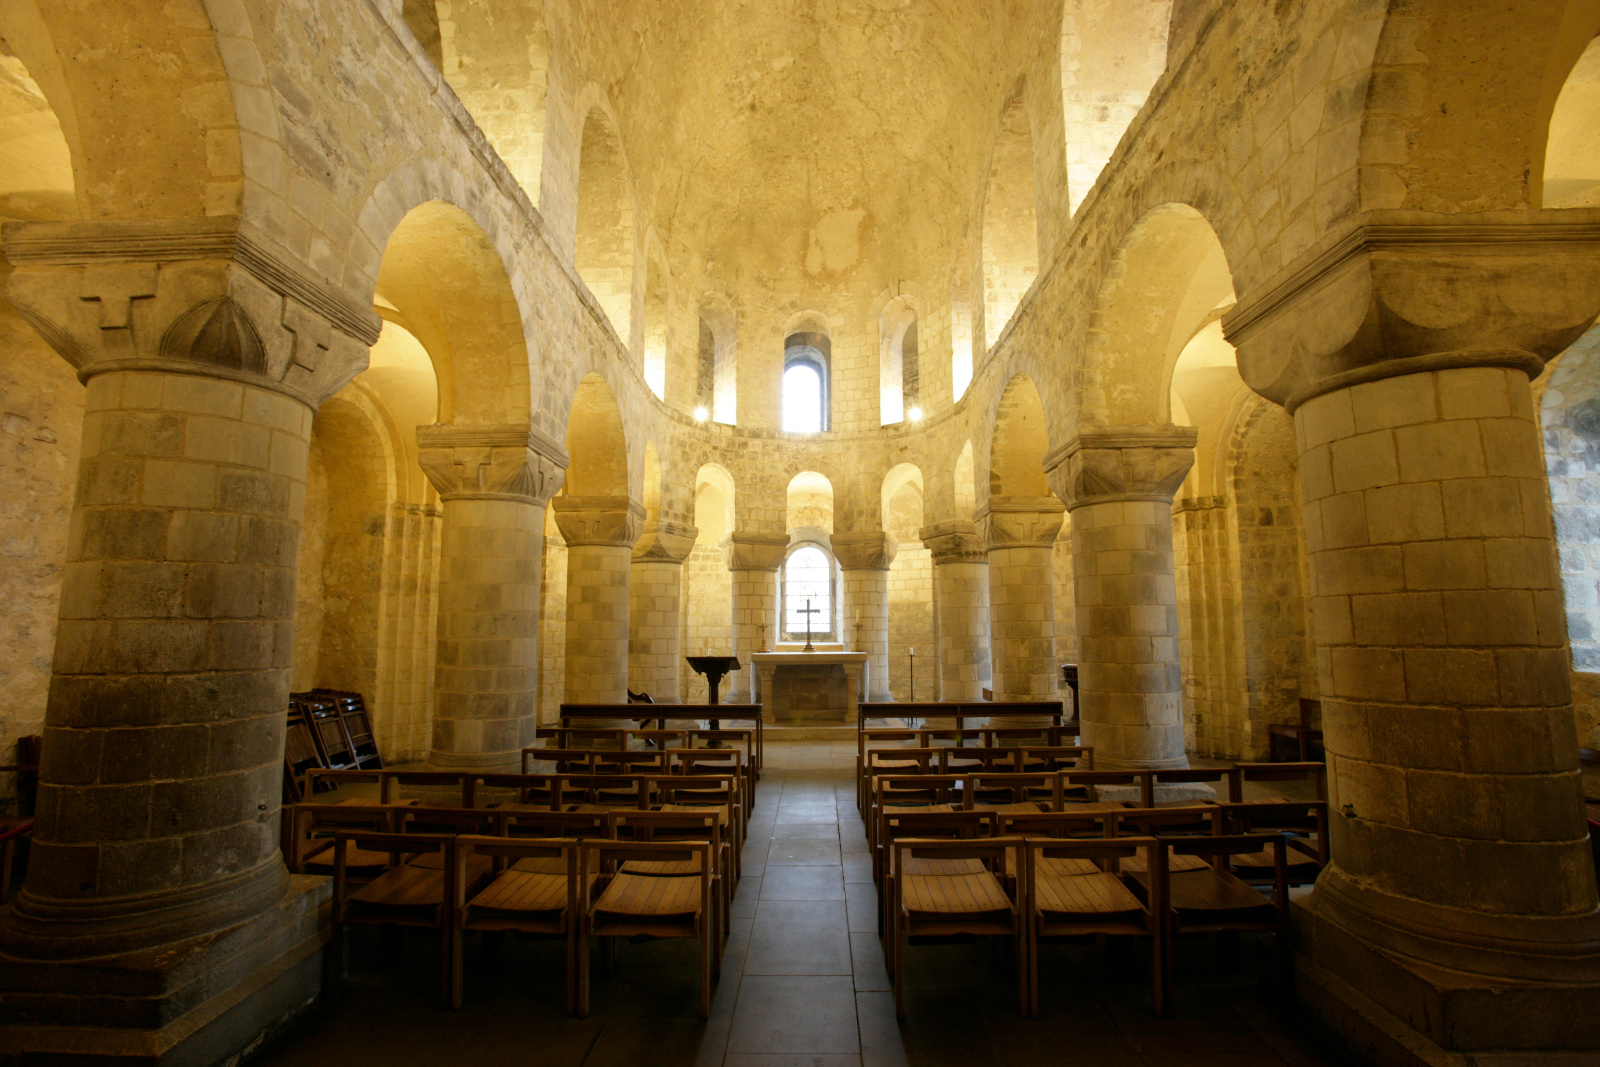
252;742;1356;1067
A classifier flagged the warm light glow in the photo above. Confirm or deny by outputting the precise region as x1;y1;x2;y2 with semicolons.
783;363;823;432
907;405;923;422
694;406;709;422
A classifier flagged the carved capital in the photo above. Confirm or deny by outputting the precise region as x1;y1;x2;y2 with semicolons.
726;533;789;572
1044;425;1196;510
417;424;568;505
1222;209;1600;412
632;520;699;563
550;495;644;548
919;520;987;564
832;531;897;571
976;497;1066;549
2;216;382;406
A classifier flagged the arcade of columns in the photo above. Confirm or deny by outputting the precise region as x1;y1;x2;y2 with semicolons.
2;1;1600;1065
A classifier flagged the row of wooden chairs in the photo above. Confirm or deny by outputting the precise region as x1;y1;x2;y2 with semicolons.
533;725;759;779
875;803;1324;1017
309;804;725;1018
857;743;1095;814
558;705;766;776
523;741;757;818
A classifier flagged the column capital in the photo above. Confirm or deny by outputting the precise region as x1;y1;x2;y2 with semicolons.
417;424;568;506
919;520;987;564
976;497;1065;549
1222;208;1600;412
726;532;789;572
632;519;698;562
1044;425;1196;510
832;531;897;570
2;216;382;408
550;495;644;547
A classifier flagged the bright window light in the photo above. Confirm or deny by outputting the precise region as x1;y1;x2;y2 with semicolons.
783;363;822;432
784;545;833;636
694;406;709;422
908;405;923;422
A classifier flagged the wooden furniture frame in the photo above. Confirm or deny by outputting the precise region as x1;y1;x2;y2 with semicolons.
558;705;764;776
1268;698;1324;762
452;835;580;1012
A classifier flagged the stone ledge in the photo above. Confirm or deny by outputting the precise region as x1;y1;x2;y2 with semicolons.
0;875;330;1067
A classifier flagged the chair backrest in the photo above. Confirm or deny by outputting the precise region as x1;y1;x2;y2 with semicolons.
866;748;940;774
1151;767;1239;798
880;808;998;846
1112;804;1222;838
500;809;610;839
608;809;718;843
580;838;712;879
330;830;454;915
650;773;737;806
961;772;1062;810
1230;761;1328;802
1030;834;1160;877
893;835;1021;872
871;773;963;807
453;835;575;906
473;773;568;810
668;749;744;775
286;802;395;869
1062;769;1155;807
998;809;1114;838
922;729;987;747
938;748;1021;774
1018;746;1094;771
398;805;502;836
1217;800;1327;862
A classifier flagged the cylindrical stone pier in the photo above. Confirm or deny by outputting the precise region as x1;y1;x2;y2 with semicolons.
628;520;697;703
920;521;992;724
834;531;896;702
3;369;310;957
725;533;787;704
553;497;643;708
1048;427;1196;770
980;498;1065;725
1294;366;1600;976
419;426;565;771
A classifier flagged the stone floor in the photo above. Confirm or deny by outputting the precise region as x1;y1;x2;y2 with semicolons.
250;741;1356;1067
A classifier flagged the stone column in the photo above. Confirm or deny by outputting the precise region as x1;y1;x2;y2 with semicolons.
979;498;1066;724
552;496;644;706
417;426;565;770
1046;427;1196;770
833;531;896;702
725;533;787;704
920;521;992;721
0;217;377;1049
628;520;697;703
1223;210;1600;1054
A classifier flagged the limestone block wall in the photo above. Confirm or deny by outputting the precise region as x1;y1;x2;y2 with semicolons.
1539;323;1600;740
887;544;933;700
0;301;83;798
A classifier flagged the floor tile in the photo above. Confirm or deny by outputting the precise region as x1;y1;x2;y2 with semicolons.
744;900;852;975
760;864;845;900
726;975;860;1055
767;839;842;866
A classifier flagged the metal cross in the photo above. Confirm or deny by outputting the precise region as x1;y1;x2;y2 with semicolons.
797;597;821;652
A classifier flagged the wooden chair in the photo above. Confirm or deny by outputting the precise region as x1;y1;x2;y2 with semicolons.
330;830;492;1005
284;801;398;877
668;748;752;818
937;746;1022;776
1062;769;1155;809
868;774;964;880
651;773;744;872
1229;761;1328;803
1218;801;1327;886
283;707;325;802
877;808;998;939
499;808;610;840
1112;806;1224;876
1268;698;1324;762
608;809;728;954
890;835;1025;1018
579;839;716;1019
311;688;384;769
452;836;580;1011
960;772;1063;813
1150;767;1240;805
1015;745;1094;774
1128;833;1292;1015
857;736;933;816
1024;835;1165;1017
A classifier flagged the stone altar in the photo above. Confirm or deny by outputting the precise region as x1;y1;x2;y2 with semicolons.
750;650;869;724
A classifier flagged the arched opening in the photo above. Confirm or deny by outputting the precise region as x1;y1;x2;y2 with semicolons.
564;372;629;497
643;238;669;399
1088;203;1234;426
377;201;532;425
435;0;549;200
879;298;919;425
883;464;932;700
951;232;975;400
0;44;81;781
1059;0;1172;215
1545;34;1600;208
783;331;830;432
575;108;635;343
782;544;837;643
989;376;1053;499
681;464;735;700
982;96;1039;350
700;297;738;424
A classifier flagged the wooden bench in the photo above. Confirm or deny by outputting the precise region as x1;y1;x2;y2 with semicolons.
858;701;1070;734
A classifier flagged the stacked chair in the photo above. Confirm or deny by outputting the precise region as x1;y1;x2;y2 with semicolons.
284;720;758;1020
855;731;1325;1018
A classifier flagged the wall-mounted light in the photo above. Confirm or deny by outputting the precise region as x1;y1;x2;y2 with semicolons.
907;406;923;422
694;406;709;422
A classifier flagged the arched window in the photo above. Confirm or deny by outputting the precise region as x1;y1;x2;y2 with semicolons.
783;331;830;432
782;544;837;641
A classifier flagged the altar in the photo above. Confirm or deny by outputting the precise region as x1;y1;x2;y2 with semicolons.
749;650;869;724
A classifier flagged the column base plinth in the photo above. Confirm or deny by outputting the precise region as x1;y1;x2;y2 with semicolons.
1295;882;1600;1059
0;874;330;1066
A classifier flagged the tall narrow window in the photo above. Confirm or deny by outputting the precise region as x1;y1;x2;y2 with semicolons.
783;545;836;640
783;331;830;432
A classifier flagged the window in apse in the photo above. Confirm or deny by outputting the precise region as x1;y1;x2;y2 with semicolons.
783;363;823;432
783;545;835;639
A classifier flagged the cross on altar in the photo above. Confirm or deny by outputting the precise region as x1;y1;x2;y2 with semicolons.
797;598;821;652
